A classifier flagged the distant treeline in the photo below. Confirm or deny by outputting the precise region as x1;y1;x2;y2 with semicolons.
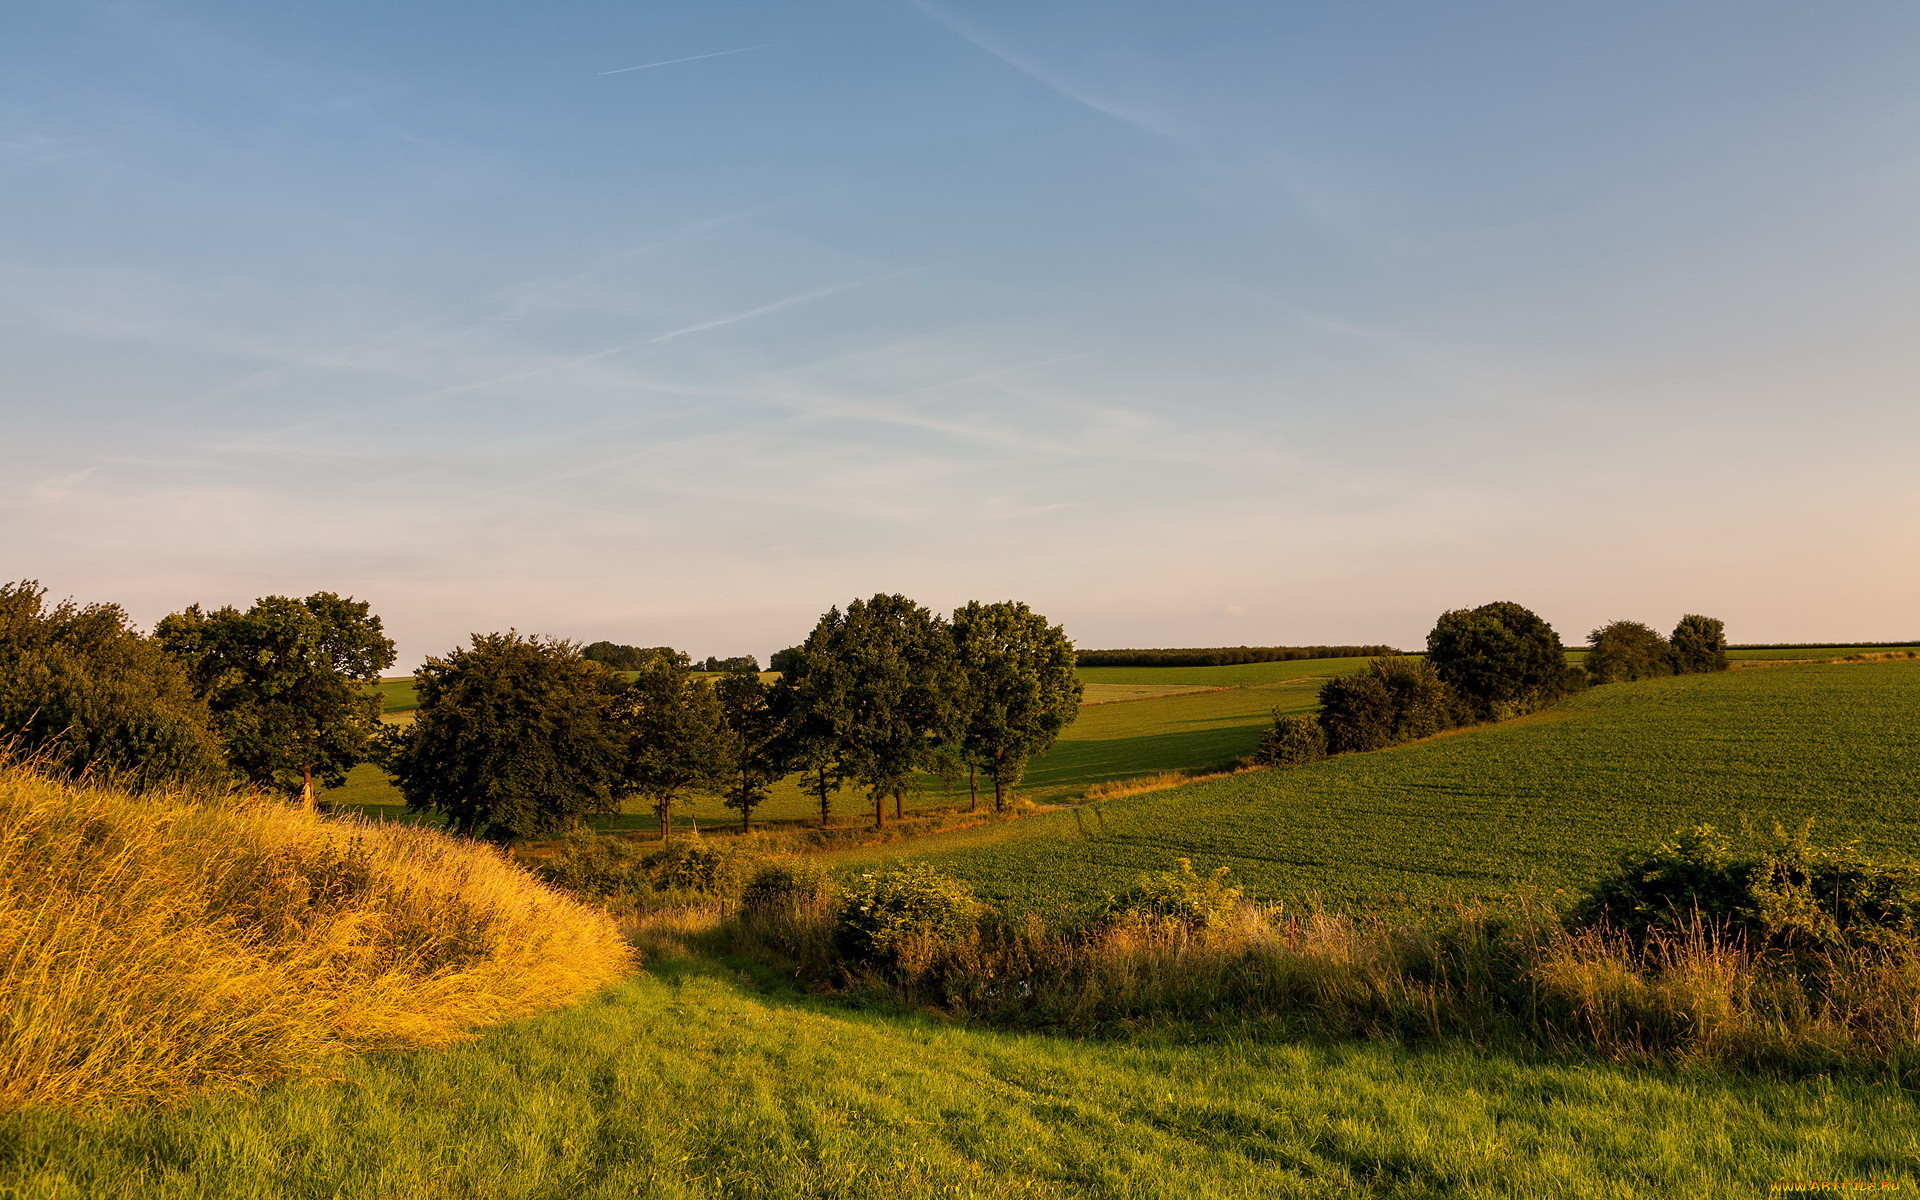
1728;641;1920;650
1075;645;1402;668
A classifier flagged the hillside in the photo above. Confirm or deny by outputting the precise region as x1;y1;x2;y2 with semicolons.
841;659;1920;913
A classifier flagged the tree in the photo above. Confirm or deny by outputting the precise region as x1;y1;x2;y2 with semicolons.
156;592;395;807
614;656;730;840
949;600;1083;813
584;642;690;672
767;646;848;827
385;633;621;842
1587;621;1674;684
1316;656;1459;754
784;595;961;828
713;665;792;833
1253;713;1326;766
0;580;227;789
768;646;803;675
1425;601;1579;720
1316;673;1398;753
1670;614;1730;675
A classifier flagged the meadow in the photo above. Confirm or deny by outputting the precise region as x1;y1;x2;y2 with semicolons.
841;659;1920;914
4;958;1914;1200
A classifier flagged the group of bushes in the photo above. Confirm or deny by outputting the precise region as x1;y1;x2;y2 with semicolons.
1252;603;1729;768
622;824;1920;1076
1075;645;1401;668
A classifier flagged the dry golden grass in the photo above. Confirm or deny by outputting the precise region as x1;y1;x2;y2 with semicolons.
1079;768;1240;802
0;765;632;1109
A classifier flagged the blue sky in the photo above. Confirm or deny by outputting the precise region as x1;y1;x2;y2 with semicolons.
4;0;1916;665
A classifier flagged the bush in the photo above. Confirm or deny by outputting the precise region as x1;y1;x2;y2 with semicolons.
1105;858;1244;930
1425;601;1581;720
640;840;739;893
835;863;978;963
1316;674;1397;753
1670;614;1729;674
741;860;836;915
1317;657;1461;754
1572;822;1920;951
1369;655;1461;741
1253;713;1326;766
1586;620;1674;684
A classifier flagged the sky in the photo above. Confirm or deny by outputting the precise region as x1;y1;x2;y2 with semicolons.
3;0;1917;667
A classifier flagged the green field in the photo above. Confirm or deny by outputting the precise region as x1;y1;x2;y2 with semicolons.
842;660;1920;914
5;958;1912;1200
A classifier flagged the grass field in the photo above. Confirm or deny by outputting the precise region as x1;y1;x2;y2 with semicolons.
4;956;1913;1200
841;660;1920;914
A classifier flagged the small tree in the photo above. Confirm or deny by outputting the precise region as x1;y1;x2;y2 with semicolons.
713;665;792;833
768;647;848;827
1670;614;1729;675
157;592;396;807
1316;673;1397;753
950;600;1083;813
1253;713;1326;766
1587;620;1674;684
614;656;730;840
385;633;622;842
1425;601;1578;720
0;581;227;789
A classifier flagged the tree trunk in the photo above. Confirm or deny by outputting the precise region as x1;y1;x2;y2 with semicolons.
893;789;903;820
300;763;315;811
657;799;670;842
818;771;832;827
992;753;1006;813
967;766;977;813
740;773;750;834
874;789;886;829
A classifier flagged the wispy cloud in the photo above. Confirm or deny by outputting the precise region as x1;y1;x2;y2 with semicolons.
906;0;1183;139
599;43;785;76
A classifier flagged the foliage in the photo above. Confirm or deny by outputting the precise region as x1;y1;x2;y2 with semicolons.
765;647;849;827
1572;822;1920;951
949;599;1083;812
582;642;689;672
834;862;978;963
0;581;227;789
1075;645;1401;667
697;655;759;673
1252;713;1327;766
785;595;961;827
1585;620;1674;684
1104;858;1244;930
612;657;730;840
1315;656;1458;754
766;645;803;675
713;667;790;832
0;763;629;1108
1314;673;1397;753
385;633;623;843
640;840;740;893
156;593;396;805
1425;600;1581;719
1670;614;1730;674
740;860;836;915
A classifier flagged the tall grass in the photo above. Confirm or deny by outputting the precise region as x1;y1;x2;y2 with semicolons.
0;765;632;1108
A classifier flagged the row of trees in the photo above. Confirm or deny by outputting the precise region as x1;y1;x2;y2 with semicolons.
1074;644;1400;668
1258;602;1729;764
0;581;396;800
383;594;1083;842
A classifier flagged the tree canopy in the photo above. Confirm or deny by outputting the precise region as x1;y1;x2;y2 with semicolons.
157;592;395;806
713;666;791;832
583;642;689;672
0;581;227;789
1425;601;1579;719
614;656;730;839
1587;621;1674;684
1670;614;1730;675
385;633;622;842
950;600;1082;812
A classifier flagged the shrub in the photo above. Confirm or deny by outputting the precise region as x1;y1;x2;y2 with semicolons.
1571;822;1920;951
835;863;978;963
741;860;836;915
1316;674;1397;753
1670;614;1730;674
1586;620;1675;684
1368;655;1461;741
1105;858;1244;930
1425;601;1580;720
1253;713;1326;766
640;840;739;893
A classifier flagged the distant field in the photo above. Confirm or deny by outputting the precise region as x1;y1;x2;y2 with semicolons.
1727;645;1920;661
846;660;1920;914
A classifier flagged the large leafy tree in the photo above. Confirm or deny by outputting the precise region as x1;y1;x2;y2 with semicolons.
786;595;961;828
1425;601;1579;720
949;600;1082;813
614;656;730;840
385;633;622;841
713;666;792;833
767;647;849;827
0;581;227;789
1587;620;1675;684
157;592;396;806
1670;614;1730;675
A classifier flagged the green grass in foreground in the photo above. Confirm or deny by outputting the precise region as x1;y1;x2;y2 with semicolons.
4;961;1912;1200
855;660;1920;914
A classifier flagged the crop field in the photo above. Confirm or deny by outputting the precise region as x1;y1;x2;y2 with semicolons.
845;660;1920;914
5;957;1912;1200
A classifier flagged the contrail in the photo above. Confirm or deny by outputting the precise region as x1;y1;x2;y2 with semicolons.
598;43;781;76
